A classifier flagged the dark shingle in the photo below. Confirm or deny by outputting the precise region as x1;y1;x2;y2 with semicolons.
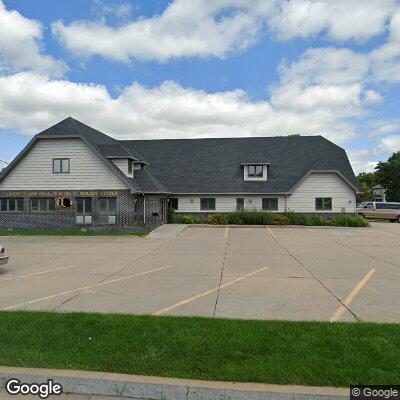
6;117;358;194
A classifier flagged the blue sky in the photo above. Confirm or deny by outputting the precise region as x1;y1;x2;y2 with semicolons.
1;0;400;174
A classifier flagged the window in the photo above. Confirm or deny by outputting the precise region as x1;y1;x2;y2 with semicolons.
128;159;133;175
315;197;332;211
262;198;278;211
248;165;263;177
57;198;72;208
169;197;178;210
200;198;216;211
236;198;244;211
0;198;24;212
99;198;116;224
133;163;141;170
76;197;92;224
53;158;70;173
376;203;400;210
31;198;55;212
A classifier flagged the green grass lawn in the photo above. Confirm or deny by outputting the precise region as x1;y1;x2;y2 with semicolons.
0;311;399;387
0;230;146;237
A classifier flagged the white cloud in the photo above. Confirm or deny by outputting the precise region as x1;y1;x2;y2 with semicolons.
0;71;365;145
91;0;133;19
378;134;400;153
52;0;271;63
52;0;397;64
0;0;66;76
268;0;396;42
347;149;379;174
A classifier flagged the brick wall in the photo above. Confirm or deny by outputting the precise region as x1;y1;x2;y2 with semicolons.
0;191;166;233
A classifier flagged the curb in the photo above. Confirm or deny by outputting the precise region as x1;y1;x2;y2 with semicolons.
188;223;367;229
0;366;349;400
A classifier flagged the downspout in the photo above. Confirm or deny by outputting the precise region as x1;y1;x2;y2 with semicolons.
285;193;288;212
143;195;146;225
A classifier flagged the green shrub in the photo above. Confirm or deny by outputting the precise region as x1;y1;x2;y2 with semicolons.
167;208;176;223
330;214;370;227
226;213;244;225
176;211;369;227
207;214;228;225
307;215;329;226
283;211;309;225
272;214;290;225
181;214;203;224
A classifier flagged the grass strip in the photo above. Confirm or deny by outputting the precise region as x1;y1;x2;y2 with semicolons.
0;230;146;237
0;311;399;387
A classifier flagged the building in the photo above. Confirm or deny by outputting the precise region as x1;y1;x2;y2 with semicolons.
372;185;386;202
0;117;359;232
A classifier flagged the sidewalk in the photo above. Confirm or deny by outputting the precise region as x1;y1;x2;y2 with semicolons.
147;224;188;238
0;366;349;400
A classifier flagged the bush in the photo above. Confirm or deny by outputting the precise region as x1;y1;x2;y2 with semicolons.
181;214;203;224
174;212;369;227
272;214;290;225
283;211;309;225
307;215;330;226
207;214;228;225
330;214;370;227
167;208;176;223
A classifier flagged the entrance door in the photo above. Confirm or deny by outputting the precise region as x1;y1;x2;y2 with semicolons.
76;197;92;225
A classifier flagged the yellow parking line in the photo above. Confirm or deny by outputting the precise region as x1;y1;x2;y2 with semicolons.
0;265;79;283
266;227;277;239
153;265;269;316
0;265;172;311
224;227;230;238
330;269;376;322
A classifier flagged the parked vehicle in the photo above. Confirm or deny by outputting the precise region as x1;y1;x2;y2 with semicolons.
0;245;9;265
356;202;400;222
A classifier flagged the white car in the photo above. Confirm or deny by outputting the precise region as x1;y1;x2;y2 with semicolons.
0;245;8;265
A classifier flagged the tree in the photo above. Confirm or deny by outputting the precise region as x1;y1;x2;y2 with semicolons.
375;152;400;202
356;172;378;202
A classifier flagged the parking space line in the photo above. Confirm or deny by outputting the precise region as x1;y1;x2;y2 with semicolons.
0;265;172;311
330;269;376;322
153;266;269;316
0;265;79;283
224;227;230;238
266;227;277;239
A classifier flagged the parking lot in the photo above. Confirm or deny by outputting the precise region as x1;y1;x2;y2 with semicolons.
0;222;399;322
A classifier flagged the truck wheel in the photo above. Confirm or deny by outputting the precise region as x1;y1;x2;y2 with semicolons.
397;215;400;223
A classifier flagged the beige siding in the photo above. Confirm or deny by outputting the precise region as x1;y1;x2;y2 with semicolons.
287;172;356;213
111;158;133;177
176;195;286;213
0;138;128;190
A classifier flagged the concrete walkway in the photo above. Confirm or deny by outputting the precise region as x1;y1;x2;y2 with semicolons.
147;223;188;239
0;366;348;400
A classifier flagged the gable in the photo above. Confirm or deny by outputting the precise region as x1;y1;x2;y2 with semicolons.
0;138;129;191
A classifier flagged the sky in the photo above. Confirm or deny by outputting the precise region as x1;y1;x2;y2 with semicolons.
0;0;400;174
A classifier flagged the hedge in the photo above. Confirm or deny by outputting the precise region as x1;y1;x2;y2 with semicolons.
171;211;369;227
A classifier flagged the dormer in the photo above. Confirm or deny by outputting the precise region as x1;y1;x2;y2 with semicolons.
241;162;270;181
109;157;136;178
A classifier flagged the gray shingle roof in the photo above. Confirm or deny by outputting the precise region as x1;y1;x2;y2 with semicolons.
122;136;359;193
0;117;359;194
